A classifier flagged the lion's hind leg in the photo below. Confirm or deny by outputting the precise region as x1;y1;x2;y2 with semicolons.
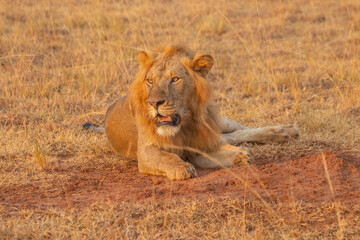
222;125;299;145
220;117;299;144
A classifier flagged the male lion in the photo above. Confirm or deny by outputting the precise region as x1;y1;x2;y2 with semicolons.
90;45;299;180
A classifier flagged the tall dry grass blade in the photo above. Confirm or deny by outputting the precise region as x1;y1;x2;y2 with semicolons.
34;142;47;170
321;153;334;196
321;153;344;239
242;173;248;234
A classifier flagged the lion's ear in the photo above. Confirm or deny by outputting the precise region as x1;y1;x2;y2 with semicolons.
138;51;153;67
191;55;214;77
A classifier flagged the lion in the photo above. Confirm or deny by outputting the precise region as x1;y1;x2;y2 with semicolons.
88;45;299;180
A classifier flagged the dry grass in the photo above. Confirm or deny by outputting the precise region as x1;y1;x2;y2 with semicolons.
1;0;360;239
2;200;360;239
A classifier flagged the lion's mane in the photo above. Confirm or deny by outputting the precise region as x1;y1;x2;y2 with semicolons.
129;46;222;154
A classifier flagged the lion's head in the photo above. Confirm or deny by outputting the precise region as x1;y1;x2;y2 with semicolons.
130;46;221;152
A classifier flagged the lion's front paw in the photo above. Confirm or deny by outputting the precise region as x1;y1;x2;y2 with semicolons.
233;148;252;166
166;162;198;181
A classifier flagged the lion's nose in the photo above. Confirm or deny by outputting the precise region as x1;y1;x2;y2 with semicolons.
148;99;165;108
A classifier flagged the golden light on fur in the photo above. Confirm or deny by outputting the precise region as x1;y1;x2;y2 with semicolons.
105;45;299;181
129;46;222;153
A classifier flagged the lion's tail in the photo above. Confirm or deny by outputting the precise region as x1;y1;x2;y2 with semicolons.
82;122;105;133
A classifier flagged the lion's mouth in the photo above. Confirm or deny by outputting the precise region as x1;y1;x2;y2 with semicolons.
157;114;181;127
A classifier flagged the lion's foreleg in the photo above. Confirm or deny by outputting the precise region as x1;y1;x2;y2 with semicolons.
189;145;252;169
137;146;198;180
137;130;197;180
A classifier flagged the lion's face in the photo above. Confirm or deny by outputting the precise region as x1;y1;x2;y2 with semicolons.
145;55;193;136
138;47;214;137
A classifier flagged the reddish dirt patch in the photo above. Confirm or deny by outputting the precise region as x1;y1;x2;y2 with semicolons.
1;152;360;209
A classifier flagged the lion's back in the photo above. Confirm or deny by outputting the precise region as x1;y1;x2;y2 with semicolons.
105;96;138;159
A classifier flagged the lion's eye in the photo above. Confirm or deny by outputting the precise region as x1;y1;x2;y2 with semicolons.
171;77;181;83
146;79;153;85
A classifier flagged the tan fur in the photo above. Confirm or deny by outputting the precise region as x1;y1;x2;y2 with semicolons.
104;45;299;180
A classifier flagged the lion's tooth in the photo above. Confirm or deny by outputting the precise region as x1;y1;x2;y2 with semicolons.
157;116;172;122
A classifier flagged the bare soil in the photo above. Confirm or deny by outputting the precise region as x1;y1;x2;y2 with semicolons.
1;152;359;209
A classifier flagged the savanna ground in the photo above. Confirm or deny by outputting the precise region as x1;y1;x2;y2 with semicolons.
1;0;360;239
